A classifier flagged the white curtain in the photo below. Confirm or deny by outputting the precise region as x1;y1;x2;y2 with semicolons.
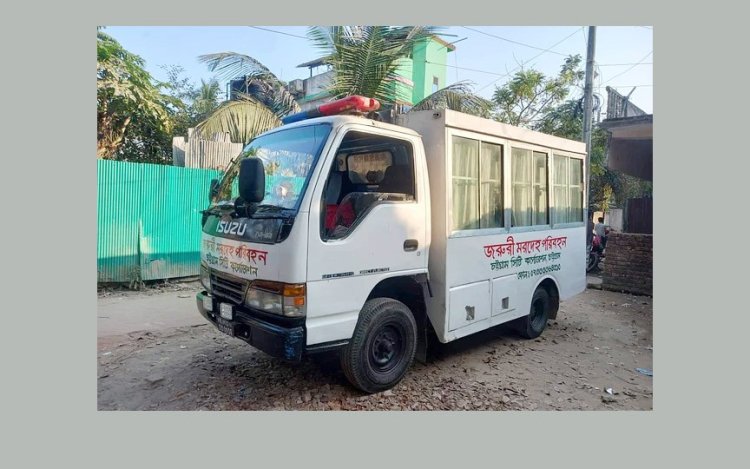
480;142;503;228
512;148;532;226
570;158;583;222
553;155;569;224
452;137;479;230
552;155;584;224
533;152;548;225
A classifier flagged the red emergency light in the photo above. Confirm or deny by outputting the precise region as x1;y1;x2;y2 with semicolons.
282;96;381;124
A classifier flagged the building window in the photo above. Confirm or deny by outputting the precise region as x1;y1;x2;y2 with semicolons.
451;136;504;231
552;155;584;224
511;148;549;227
432;76;439;93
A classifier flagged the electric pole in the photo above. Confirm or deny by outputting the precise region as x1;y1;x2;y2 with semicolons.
583;26;596;232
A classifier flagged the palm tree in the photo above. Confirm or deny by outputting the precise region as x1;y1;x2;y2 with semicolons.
193;79;221;118
194;26;491;143
194;52;301;144
307;26;438;102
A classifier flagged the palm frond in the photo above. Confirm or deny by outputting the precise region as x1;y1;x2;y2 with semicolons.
307;26;442;104
198;52;300;117
410;81;494;118
199;52;275;81
194;95;281;145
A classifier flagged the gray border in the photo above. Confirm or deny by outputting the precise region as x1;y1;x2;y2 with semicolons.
11;0;743;465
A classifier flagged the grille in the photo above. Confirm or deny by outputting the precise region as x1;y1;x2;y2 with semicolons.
210;271;249;304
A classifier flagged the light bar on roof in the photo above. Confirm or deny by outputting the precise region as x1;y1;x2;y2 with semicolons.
281;96;381;124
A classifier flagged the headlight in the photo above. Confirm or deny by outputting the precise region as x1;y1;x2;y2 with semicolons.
200;263;211;292
245;281;306;317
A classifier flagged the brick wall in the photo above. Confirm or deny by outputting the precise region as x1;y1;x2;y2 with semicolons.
601;233;653;296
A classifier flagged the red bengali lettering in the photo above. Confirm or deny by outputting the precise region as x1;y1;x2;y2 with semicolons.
484;245;496;258
257;251;268;265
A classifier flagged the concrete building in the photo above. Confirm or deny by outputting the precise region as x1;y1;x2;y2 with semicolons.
598;86;653;296
289;36;456;113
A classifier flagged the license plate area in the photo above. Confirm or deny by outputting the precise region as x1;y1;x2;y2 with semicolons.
216;317;235;337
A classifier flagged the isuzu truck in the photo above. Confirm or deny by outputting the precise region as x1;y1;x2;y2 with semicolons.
196;96;587;393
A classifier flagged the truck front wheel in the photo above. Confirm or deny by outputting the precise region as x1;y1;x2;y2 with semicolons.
340;298;417;394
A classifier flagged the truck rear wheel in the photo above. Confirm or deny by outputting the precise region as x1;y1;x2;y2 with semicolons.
340;298;417;394
515;287;550;339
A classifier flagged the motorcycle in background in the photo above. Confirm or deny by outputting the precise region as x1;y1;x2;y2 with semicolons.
586;234;605;273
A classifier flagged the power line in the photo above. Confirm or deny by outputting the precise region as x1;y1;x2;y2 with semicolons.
603;51;653;84
425;60;507;76
595;84;653;88
462;26;568;56
477;27;582;93
597;62;652;66
248;26;308;40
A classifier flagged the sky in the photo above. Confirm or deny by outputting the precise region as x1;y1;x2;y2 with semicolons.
103;26;653;115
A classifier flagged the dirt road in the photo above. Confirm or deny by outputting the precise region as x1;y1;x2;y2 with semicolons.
97;286;652;411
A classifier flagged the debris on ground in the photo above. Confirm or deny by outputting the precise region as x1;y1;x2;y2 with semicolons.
98;288;652;411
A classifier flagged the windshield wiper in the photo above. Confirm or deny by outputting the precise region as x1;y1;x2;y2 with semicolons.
251;204;295;217
202;201;235;215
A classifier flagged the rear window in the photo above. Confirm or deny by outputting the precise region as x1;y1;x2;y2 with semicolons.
347;151;393;184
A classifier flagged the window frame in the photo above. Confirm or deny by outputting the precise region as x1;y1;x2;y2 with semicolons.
550;151;586;229
447;129;508;238
502;141;557;234
319;125;419;243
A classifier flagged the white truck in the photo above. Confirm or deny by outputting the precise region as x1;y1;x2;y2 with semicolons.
196;96;587;393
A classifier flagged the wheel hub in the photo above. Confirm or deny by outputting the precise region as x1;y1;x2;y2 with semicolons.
370;325;402;371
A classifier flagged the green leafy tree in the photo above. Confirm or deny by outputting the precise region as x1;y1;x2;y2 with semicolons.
193;79;222;120
97;31;174;159
492;55;584;128
161;66;222;137
536;98;650;212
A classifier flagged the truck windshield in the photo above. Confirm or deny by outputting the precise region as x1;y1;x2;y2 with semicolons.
212;123;332;209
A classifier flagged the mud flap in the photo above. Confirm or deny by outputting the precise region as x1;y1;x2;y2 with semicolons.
415;274;434;364
415;319;429;363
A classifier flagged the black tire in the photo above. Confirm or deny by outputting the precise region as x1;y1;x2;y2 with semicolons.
340;298;417;394
586;250;600;272
515;288;550;339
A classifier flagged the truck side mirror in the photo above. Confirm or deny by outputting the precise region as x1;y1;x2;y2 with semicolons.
209;179;219;202
239;158;265;203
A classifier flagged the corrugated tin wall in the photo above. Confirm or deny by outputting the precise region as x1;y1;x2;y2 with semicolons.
97;160;221;282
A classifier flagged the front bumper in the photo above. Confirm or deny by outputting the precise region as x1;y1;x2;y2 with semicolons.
196;291;305;362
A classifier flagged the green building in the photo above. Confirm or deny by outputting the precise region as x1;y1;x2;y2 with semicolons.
292;36;456;112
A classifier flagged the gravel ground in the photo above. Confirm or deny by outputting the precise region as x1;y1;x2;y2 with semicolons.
97;288;652;411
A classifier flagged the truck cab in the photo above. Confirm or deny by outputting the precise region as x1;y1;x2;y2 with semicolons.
197;97;431;393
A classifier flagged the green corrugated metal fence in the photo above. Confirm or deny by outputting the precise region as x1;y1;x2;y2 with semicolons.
97;160;221;282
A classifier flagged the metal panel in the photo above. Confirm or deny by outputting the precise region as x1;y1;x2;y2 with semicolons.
97;161;144;283
97;160;221;282
625;197;653;234
448;280;490;332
